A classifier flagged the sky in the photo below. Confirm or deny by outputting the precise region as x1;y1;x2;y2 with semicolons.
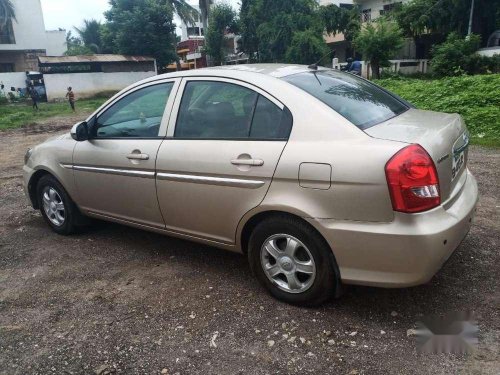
41;0;241;35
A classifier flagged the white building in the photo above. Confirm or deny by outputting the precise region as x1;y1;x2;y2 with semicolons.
0;0;66;90
322;0;421;63
180;6;204;42
318;0;354;7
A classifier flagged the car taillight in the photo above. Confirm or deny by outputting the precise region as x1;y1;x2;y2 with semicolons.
385;144;440;213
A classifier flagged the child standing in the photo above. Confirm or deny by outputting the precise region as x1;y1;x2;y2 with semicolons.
66;87;75;112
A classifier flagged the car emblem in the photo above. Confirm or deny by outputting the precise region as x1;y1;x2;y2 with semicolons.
437;154;450;163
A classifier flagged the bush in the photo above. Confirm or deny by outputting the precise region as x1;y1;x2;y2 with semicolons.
375;74;500;146
431;33;499;76
463;54;500;75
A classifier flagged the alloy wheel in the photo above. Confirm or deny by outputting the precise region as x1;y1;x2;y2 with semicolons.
260;234;316;294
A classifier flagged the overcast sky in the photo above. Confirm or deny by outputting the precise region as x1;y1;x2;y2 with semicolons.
41;0;241;35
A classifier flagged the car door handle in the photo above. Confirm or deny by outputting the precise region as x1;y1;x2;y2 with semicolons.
231;159;264;166
127;153;150;160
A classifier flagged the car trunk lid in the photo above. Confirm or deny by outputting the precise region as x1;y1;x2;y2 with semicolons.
365;109;469;202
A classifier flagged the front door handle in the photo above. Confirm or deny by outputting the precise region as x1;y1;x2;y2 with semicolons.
231;158;264;166
127;153;149;161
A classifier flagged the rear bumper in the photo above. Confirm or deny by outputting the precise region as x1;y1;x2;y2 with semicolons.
307;169;478;287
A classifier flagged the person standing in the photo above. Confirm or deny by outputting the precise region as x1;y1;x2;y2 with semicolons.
29;86;39;110
66;87;75;112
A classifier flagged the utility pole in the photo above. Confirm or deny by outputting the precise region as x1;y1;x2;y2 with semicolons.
467;0;475;36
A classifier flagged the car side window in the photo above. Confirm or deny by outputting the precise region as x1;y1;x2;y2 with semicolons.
175;80;292;140
95;83;173;138
250;95;292;140
175;81;258;139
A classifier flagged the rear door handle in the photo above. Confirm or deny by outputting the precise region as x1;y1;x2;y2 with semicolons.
231;159;264;166
127;153;150;160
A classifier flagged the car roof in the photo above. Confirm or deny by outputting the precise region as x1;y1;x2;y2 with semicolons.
154;64;328;80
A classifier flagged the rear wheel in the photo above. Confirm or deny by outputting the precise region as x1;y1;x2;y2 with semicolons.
36;175;80;235
248;216;338;306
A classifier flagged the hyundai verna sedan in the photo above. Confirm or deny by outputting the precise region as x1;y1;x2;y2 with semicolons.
23;64;478;305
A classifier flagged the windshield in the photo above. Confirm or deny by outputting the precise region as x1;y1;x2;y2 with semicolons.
282;70;409;129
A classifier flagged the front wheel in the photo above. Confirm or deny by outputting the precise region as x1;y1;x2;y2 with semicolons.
36;175;80;235
248;216;339;306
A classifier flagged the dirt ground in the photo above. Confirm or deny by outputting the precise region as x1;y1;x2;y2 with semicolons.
0;117;499;375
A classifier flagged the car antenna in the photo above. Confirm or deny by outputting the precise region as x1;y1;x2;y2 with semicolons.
308;49;336;70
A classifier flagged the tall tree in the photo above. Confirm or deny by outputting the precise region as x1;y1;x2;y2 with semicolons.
240;0;326;63
239;0;258;60
103;0;178;69
171;0;199;26
393;0;500;45
74;19;103;53
199;0;214;36
204;3;237;66
0;0;15;27
285;29;330;65
65;30;95;56
354;19;404;79
319;4;360;43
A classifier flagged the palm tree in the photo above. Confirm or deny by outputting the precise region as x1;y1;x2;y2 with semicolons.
0;0;16;27
199;0;213;35
74;19;103;53
171;0;199;27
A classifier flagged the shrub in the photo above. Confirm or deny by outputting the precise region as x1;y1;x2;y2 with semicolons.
431;33;499;76
375;74;500;146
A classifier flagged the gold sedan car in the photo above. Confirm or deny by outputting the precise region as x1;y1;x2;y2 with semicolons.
23;65;478;305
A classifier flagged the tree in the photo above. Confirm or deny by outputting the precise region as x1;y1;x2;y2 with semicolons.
199;0;214;37
319;4;360;42
430;32;486;76
171;0;199;26
239;0;259;61
393;0;500;46
103;0;181;69
354;19;404;79
0;0;15;27
204;3;237;66
65;30;95;56
239;0;326;63
285;29;329;65
74;19;103;53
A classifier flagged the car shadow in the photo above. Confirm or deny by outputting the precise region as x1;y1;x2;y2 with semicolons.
74;219;478;325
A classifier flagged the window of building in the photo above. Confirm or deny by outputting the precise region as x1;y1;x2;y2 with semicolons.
0;19;16;44
0;63;14;73
362;9;372;23
380;2;402;16
187;27;201;37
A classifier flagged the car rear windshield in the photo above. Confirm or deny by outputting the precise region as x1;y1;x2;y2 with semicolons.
282;70;409;130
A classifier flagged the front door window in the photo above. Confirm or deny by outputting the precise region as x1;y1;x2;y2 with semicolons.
95;83;173;138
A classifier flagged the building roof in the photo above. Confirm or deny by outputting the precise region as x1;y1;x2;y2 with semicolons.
38;54;155;64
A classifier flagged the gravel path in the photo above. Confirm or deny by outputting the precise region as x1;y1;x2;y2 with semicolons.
0;120;499;375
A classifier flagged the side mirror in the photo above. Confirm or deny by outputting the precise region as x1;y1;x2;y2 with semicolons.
70;121;89;141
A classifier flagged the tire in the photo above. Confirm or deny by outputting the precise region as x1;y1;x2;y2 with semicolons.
36;175;80;235
248;215;339;306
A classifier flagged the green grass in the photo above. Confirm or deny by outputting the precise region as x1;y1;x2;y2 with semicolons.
0;97;108;131
375;74;500;147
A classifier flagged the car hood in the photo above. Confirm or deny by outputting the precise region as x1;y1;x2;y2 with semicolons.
44;132;73;143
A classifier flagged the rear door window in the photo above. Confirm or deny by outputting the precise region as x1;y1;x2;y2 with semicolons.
282;70;408;129
174;81;292;140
